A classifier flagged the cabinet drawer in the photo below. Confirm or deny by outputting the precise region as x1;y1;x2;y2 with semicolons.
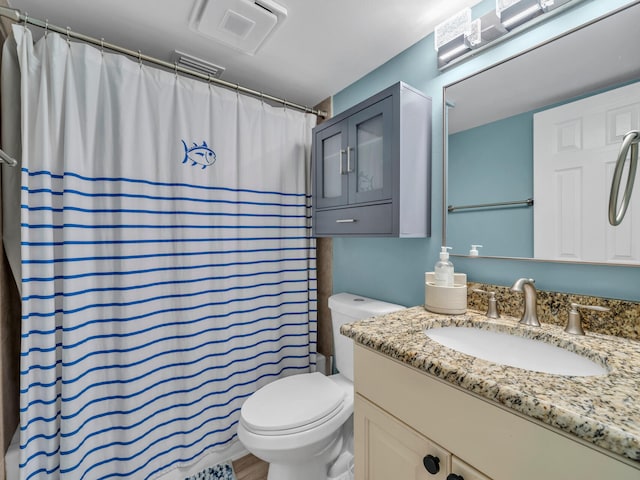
314;203;393;236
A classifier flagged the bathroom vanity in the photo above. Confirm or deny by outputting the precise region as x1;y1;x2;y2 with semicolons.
342;308;640;480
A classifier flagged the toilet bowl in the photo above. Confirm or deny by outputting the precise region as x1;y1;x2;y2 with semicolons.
237;293;405;480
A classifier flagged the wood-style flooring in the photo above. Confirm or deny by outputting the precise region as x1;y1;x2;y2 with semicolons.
232;454;269;480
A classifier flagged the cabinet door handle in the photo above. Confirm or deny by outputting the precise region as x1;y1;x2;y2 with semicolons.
346;146;353;173
422;454;440;474
335;218;356;223
339;149;346;175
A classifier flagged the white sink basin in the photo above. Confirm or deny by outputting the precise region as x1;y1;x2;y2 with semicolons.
425;326;607;376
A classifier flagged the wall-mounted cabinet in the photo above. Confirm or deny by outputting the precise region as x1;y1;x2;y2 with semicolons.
312;82;431;237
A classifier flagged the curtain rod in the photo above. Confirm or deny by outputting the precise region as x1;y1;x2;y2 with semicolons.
0;6;328;118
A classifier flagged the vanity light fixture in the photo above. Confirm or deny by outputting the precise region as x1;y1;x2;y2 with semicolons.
497;0;549;30
434;8;471;51
437;34;471;66
435;9;482;68
466;19;482;48
477;11;508;43
436;0;575;69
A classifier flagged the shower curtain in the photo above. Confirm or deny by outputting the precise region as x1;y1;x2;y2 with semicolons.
7;24;317;480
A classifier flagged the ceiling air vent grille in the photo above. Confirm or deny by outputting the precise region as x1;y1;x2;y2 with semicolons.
173;50;226;79
191;0;288;55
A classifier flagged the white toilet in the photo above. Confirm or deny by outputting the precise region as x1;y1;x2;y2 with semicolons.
237;292;405;480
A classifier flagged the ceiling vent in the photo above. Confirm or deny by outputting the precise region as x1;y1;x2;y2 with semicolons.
173;50;226;78
191;0;288;55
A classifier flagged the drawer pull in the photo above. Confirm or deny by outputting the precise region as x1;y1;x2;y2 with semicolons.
336;218;356;223
422;454;440;474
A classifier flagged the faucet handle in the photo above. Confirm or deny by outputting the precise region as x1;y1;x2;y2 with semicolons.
472;289;500;319
565;302;611;335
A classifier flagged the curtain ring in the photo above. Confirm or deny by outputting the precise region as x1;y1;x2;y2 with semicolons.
100;38;105;56
44;19;49;38
138;50;142;69
207;74;212;89
260;92;265;107
174;61;178;78
22;12;28;30
66;27;71;46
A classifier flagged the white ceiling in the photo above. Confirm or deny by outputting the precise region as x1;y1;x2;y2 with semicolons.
6;0;480;108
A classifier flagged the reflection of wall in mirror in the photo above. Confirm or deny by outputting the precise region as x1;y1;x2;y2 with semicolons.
447;79;639;260
448;112;533;258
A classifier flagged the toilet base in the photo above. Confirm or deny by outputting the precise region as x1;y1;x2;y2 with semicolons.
264;430;343;480
267;457;327;480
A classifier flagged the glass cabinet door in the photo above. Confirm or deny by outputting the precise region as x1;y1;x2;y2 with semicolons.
348;97;393;205
314;121;349;209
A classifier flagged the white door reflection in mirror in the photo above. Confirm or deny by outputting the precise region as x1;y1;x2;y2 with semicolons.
533;82;640;263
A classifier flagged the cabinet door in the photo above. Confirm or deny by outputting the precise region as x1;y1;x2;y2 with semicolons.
355;394;450;480
450;457;493;480
348;96;393;205
314;120;349;209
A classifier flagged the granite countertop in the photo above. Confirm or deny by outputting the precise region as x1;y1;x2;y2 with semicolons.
340;306;640;463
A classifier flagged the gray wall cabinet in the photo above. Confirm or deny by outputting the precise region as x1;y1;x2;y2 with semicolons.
312;82;431;237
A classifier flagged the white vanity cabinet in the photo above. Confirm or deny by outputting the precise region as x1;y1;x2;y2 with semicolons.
355;394;490;480
450;457;492;480
353;344;640;480
355;394;450;479
311;82;431;237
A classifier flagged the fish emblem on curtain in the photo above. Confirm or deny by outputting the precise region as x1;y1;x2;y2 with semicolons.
181;140;217;169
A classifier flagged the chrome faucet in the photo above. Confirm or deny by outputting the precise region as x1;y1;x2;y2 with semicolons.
511;278;540;327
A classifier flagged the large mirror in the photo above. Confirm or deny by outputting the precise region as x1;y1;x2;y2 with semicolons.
444;1;640;265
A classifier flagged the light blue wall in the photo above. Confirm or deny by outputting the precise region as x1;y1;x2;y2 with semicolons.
331;0;640;306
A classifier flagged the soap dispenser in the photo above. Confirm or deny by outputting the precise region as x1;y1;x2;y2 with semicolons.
469;244;483;256
425;247;467;315
434;246;454;287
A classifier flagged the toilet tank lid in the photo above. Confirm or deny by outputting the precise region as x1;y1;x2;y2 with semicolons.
328;292;405;319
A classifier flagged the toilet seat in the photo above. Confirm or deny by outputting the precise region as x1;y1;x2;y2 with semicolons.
241;372;346;436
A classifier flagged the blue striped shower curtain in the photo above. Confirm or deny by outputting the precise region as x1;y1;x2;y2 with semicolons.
9;25;317;480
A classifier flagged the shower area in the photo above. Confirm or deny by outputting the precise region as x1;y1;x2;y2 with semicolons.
0;5;328;479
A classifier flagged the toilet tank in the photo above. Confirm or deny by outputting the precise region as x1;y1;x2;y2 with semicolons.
328;292;405;381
